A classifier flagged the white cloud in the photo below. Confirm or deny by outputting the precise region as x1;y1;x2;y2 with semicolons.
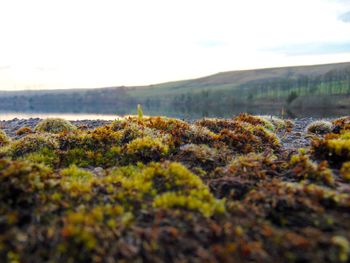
0;0;350;90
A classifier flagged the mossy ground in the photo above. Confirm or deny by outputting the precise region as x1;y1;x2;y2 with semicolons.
0;114;350;262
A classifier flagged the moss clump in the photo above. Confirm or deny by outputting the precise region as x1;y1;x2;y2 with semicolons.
150;162;225;217
260;115;293;132
289;151;335;186
340;162;350;181
24;147;59;167
126;136;169;162
195;118;241;133
15;126;33;136
233;113;275;131
312;132;350;166
306;120;333;135
9;133;59;158
35;118;77;133
58;126;123;167
222;152;279;181
175;144;230;172
217;122;280;154
0;129;10;147
331;236;350;262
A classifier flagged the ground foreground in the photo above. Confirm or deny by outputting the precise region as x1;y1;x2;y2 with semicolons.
0;114;350;262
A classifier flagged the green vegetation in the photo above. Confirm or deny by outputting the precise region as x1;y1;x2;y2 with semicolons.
35;118;77;133
0;129;10;147
306;120;333;135
1;113;350;262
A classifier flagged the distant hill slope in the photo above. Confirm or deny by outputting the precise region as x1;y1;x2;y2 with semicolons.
0;61;350;114
127;61;350;97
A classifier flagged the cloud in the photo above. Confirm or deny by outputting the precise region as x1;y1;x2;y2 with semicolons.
339;11;350;23
0;66;11;71
264;42;350;56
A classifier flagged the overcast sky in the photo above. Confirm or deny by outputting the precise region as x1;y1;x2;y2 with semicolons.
1;0;350;90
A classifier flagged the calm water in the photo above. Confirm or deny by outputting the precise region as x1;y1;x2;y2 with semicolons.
0;107;349;121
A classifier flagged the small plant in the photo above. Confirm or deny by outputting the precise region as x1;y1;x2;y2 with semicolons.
306;120;333;135
35;118;77;133
137;104;143;119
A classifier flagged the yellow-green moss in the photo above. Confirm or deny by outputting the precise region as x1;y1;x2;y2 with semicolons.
126;136;169;162
289;152;335;186
233;113;275;131
224;153;278;180
35;118;77;133
331;236;350;262
15;126;33;136
23;147;59;167
306;120;333;135
9;133;59;158
0;129;10;147
340;162;350;181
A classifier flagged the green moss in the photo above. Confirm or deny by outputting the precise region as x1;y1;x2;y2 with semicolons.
15;126;33;136
224;152;278;180
260;116;289;131
0;129;10;147
306;120;333;135
340;162;350;181
289;152;335;186
9;133;59;158
35;118;77;133
126;136;169;162
23;147;59;167
60;165;95;196
331;236;350;262
104;162;225;217
234;113;275;131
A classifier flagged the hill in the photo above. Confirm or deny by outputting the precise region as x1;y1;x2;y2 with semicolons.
0;61;350;117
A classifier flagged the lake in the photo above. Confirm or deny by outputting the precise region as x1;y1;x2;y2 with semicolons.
0;106;349;121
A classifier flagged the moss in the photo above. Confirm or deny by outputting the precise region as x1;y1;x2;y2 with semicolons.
57;126;123;167
9;133;59;158
195;118;243;133
15;126;33;136
60;165;95;197
35;118;77;133
306;120;333;135
23;147;59;167
125;136;169;163
331;236;350;262
223;152;279;181
104;162;225;217
233;113;275;131
175;144;230;172
340;162;350;181
289;151;335;186
260;116;291;132
312;132;350;167
0;129;10;147
151;162;225;217
217;122;280;154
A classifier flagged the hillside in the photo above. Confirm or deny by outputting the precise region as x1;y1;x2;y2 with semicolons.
0;62;350;117
127;61;350;97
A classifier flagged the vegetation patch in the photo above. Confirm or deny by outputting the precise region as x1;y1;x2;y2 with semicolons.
1;114;350;262
35;118;77;133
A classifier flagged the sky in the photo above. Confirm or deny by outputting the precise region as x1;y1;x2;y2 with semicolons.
1;0;350;90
